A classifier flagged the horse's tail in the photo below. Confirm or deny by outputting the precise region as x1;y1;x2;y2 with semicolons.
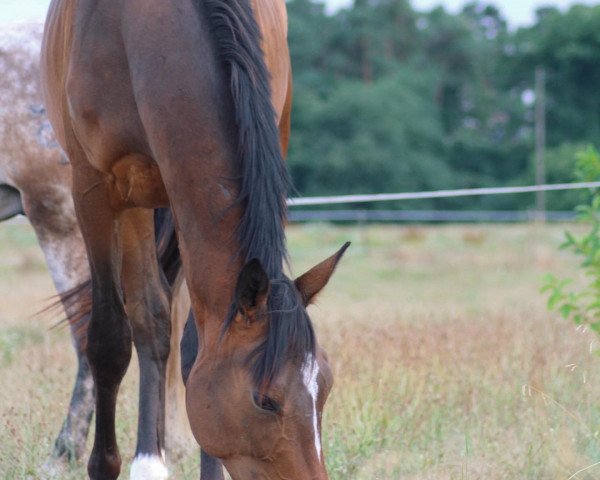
49;208;181;348
154;207;181;288
54;278;92;348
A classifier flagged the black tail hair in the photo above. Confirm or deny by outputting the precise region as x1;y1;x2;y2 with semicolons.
154;207;181;286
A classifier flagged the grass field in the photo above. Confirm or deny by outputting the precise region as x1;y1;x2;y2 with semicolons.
1;222;600;479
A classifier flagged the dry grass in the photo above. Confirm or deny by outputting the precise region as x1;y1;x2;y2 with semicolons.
1;222;599;479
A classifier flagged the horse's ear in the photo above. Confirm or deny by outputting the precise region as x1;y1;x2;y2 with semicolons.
295;242;350;306
235;258;270;320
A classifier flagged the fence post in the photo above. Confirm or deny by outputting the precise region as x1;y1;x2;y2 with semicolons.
535;66;547;222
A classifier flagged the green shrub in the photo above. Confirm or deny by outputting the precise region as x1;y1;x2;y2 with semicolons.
543;146;600;332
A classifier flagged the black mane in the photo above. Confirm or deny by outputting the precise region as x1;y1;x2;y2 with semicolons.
202;0;288;278
202;0;315;386
225;278;315;388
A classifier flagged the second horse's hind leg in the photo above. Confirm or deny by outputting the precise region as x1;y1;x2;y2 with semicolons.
121;209;171;480
52;322;94;461
25;197;95;462
21;187;96;463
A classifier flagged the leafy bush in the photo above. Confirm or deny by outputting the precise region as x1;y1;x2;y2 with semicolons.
543;146;600;332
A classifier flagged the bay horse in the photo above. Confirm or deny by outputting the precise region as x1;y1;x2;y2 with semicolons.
42;0;348;479
0;22;192;469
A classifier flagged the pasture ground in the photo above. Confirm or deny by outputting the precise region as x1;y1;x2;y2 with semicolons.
1;222;600;479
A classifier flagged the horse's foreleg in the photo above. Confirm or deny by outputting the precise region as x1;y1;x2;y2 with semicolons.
180;313;224;480
165;275;195;457
121;208;171;480
200;450;225;480
72;163;132;480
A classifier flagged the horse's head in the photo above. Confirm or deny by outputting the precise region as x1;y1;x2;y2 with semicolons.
186;243;349;479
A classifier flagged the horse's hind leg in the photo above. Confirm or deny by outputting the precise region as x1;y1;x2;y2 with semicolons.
20;187;95;462
50;285;94;463
52;328;94;461
120;208;171;480
49;279;94;463
72;162;132;480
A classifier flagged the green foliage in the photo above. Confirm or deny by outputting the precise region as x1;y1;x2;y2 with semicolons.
543;147;600;334
541;143;589;210
286;1;600;210
288;67;452;201
510;6;600;146
0;326;42;366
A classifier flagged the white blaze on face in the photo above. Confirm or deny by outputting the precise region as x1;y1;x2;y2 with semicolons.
130;452;168;480
302;353;322;461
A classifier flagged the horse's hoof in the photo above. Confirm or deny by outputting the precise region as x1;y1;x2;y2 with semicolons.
88;450;121;480
52;437;83;464
130;453;169;480
35;458;68;480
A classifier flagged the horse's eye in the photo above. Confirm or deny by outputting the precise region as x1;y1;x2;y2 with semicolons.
253;392;280;413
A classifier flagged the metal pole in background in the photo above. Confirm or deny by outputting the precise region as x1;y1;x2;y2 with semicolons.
535;66;547;222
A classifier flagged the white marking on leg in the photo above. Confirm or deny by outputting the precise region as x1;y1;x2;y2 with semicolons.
130;454;168;480
302;354;322;461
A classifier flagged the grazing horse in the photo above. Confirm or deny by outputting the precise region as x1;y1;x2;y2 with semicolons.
0;22;193;469
42;0;347;479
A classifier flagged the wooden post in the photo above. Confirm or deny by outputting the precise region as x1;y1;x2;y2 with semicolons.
535;66;546;222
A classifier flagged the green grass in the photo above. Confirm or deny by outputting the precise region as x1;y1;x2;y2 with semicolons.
0;325;43;366
1;222;600;479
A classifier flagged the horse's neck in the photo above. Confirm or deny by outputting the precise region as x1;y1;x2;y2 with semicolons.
169;171;243;333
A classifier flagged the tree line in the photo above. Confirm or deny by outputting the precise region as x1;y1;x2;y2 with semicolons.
286;0;600;211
